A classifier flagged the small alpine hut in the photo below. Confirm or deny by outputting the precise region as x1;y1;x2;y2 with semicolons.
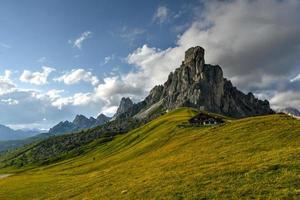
188;112;224;126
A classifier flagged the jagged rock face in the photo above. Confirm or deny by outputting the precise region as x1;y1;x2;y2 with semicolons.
117;46;274;119
48;121;76;135
159;46;273;117
73;115;93;129
220;81;273;117
114;97;134;118
145;85;164;105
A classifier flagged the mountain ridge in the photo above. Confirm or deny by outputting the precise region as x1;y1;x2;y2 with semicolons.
48;113;111;135
0;124;40;141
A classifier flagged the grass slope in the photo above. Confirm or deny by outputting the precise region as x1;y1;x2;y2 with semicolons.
0;108;299;199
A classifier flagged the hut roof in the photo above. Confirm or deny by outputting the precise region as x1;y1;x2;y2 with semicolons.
188;112;224;124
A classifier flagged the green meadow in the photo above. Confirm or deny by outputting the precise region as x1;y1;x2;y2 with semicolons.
0;108;299;199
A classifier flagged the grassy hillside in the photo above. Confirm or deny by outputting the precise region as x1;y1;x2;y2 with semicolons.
0;108;299;199
0;117;143;168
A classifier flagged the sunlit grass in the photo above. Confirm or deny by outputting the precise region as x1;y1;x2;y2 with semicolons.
0;108;299;199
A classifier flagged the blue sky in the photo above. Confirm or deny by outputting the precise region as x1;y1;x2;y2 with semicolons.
0;0;300;130
0;0;192;74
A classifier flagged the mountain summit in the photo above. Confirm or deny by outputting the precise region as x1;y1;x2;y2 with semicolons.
113;97;134;118
117;46;274;119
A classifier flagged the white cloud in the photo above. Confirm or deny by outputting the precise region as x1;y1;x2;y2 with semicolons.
1;98;19;105
0;89;71;129
100;55;115;66
54;69;99;86
46;89;64;101
0;85;105;129
153;6;169;24
127;44;184;90
2;70;12;80
20;66;55;85
290;74;300;82
104;56;111;64
51;92;93;109
270;90;300;110
51;75;144;112
0;70;16;95
71;31;92;49
94;76;144;103
101;106;118;116
103;55;115;65
0;71;104;129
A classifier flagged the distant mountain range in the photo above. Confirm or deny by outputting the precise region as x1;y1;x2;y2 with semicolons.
0;112;111;152
0;124;41;141
48;113;111;135
0;113;111;142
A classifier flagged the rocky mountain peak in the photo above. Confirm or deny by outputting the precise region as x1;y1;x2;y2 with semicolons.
73;115;89;126
114;97;134;118
73;115;94;129
97;113;107;119
96;113;111;125
184;46;205;65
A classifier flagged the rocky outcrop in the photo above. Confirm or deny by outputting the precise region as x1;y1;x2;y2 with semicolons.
49;113;111;135
116;46;274;119
48;121;76;135
113;97;134;118
73;115;94;129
